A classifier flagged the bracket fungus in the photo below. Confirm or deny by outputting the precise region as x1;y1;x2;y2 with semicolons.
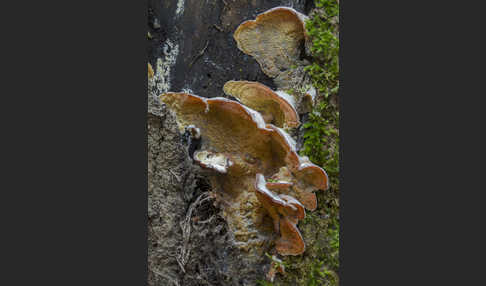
255;174;305;255
160;91;328;256
223;80;299;128
233;7;308;79
233;7;317;114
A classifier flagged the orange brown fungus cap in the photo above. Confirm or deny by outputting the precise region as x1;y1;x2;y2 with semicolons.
267;125;329;210
278;194;305;222
233;7;308;78
268;166;321;211
296;192;317;211
297;160;330;191
255;173;305;256
254;173;287;232
276;216;305;255
223;80;300;128
160;92;280;172
266;181;293;191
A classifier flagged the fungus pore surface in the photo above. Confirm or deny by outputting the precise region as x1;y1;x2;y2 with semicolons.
234;7;308;79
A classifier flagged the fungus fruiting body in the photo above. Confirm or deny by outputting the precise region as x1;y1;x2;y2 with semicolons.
233;7;308;79
255;174;306;255
223;80;299;128
160;91;328;255
233;7;317;113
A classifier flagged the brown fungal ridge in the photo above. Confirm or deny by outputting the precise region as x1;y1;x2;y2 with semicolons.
263;6;309;30
233;7;308;78
276;216;305;255
297;161;329;191
269;125;329;192
223;80;300;128
266;181;293;191
161;92;271;132
255;174;305;256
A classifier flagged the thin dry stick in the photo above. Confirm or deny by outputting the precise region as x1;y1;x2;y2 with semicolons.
189;41;209;68
213;24;223;32
169;169;181;182
177;192;213;272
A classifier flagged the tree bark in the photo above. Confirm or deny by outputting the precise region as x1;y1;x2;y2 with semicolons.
147;1;325;286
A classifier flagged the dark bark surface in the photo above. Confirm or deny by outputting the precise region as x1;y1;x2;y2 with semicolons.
148;0;310;98
147;1;320;285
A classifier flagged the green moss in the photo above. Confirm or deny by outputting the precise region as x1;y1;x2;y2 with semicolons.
300;101;339;188
304;0;339;98
271;1;340;285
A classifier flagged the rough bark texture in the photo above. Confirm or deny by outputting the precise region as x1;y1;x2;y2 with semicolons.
147;1;335;286
147;108;195;285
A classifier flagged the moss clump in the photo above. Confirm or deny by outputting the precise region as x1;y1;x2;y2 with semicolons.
304;0;339;98
301;0;339;190
272;0;340;285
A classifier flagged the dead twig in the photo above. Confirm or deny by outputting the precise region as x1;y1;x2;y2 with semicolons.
213;24;223;32
177;192;213;273
169;169;181;182
189;40;209;68
196;214;219;225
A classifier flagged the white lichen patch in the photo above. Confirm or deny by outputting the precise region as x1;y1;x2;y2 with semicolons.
155;40;179;95
176;0;185;16
181;87;194;94
148;39;180;116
